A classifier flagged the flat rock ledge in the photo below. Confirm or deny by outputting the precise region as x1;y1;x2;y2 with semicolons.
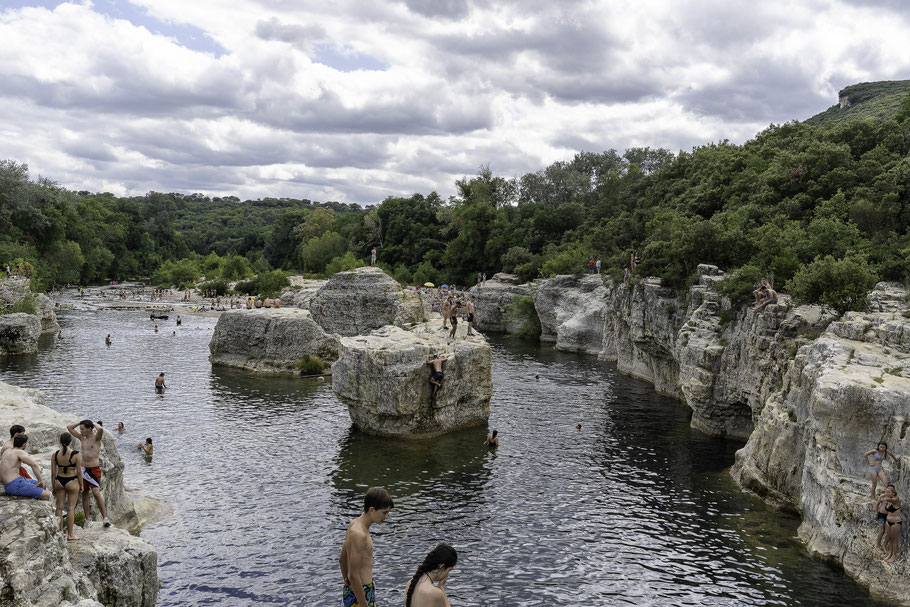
0;381;158;606
209;308;341;374
332;320;492;437
309;266;426;336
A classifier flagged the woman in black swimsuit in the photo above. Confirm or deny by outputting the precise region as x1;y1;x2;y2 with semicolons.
485;430;499;448
882;485;903;563
51;432;83;541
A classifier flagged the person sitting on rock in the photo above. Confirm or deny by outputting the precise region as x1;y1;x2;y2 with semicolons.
0;434;51;501
752;278;771;305
865;441;900;497
427;354;449;394
2;425;33;480
753;286;778;312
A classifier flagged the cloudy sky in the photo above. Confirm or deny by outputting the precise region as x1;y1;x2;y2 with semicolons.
1;0;909;204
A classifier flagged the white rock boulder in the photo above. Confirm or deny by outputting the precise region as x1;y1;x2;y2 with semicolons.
0;313;41;355
332;320;492;437
209;308;341;374
472;273;534;333
309;267;425;336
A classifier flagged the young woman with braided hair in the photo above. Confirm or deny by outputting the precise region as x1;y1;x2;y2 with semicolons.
404;543;457;607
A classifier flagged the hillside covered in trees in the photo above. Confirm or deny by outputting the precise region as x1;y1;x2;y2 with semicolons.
2;83;910;312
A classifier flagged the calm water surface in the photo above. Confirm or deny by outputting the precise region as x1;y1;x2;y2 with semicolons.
0;303;887;606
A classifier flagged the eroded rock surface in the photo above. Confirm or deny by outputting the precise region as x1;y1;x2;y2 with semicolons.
309;267;425;336
0;381;158;606
209;308;341;374
332;320;492;437
0;276;59;333
533;274;608;353
472;273;533;333
0;312;41;355
279;278;328;308
732;290;910;605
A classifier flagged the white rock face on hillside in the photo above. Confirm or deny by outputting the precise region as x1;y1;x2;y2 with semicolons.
209;308;341;374
471;273;534;333
309;267;426;336
331;320;492;437
533;274;609;354
0;380;158;606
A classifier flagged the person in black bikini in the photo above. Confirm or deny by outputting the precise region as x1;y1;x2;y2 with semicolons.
874;485;895;554
485;430;499;448
882;485;903;563
51;432;84;541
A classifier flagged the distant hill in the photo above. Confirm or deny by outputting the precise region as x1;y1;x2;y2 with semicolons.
805;79;910;126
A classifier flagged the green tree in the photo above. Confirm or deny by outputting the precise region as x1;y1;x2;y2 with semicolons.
787;255;878;313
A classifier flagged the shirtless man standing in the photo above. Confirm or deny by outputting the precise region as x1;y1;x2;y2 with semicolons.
155;373;167;395
1;434;50;500
340;487;393;607
67;420;111;527
465;295;476;337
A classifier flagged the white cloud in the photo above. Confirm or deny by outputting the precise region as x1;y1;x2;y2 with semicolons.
0;0;909;203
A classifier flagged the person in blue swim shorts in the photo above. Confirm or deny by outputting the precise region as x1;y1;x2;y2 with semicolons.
0;434;51;500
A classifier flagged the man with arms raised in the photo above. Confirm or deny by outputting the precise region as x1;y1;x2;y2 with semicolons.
67;419;111;527
1;434;51;500
340;487;393;607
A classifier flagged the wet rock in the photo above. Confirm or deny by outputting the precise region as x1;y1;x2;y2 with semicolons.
0;313;41;355
209;308;341;374
332;320;492;437
309;267;425;336
471;273;533;334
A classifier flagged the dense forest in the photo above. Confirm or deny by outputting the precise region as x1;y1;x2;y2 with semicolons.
2;86;909;311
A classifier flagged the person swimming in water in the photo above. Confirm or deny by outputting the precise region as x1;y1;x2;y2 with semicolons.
485;430;499;448
403;543;458;607
155;373;167;394
105;334;111;346
137;438;153;456
865;442;900;497
116;422;125;432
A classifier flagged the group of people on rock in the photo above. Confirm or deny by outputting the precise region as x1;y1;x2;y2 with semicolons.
2;421;113;541
440;295;476;339
866;442;903;562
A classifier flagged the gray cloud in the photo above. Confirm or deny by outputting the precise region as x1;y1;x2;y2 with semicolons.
403;0;470;19
254;17;325;48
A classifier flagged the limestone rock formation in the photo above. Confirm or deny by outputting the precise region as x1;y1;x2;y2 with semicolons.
309;267;425;336
0;381;158;606
209;308;341;374
0;276;59;333
533;274;609;354
472;273;533;333
332;320;492;437
732;288;910;605
279;278;328;308
0;313;41;355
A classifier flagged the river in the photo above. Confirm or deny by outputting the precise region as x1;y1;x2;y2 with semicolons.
0;306;887;606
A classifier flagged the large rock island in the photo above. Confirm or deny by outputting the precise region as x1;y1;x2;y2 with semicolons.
0;277;59;355
332;320;492;437
209;308;341;374
0;381;158;606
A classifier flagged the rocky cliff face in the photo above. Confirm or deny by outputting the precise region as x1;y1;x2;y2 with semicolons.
472;273;532;333
209;308;341;374
732;285;910;605
279;278;328;309
332;320;492;437
0;381;158;606
0;277;59;334
0;313;41;355
529;270;910;603
309;267;425;336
